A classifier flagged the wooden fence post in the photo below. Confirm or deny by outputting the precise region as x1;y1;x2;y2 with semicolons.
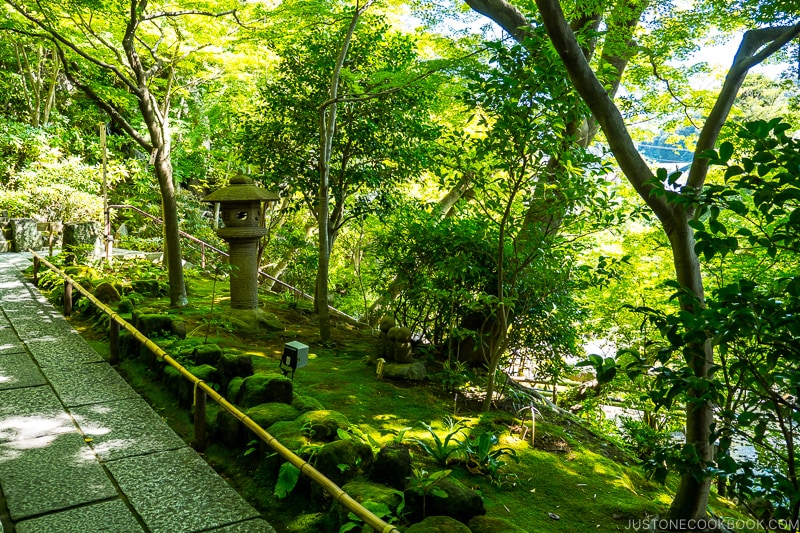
64;281;73;317
194;387;207;452
110;320;120;365
33;256;40;285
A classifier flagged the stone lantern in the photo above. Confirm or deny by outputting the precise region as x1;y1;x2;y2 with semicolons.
204;175;279;311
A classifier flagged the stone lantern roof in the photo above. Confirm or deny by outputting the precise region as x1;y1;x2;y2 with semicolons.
203;175;279;203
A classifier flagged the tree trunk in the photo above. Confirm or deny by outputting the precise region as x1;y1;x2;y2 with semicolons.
153;148;187;307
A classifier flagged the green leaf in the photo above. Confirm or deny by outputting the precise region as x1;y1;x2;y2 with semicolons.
718;141;733;162
274;463;301;499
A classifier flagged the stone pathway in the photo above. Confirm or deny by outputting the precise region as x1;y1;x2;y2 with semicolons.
0;253;275;533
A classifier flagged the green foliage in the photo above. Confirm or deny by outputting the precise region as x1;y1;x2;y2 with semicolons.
458;431;518;480
274;462;301;499
412;417;467;466
431;359;474;394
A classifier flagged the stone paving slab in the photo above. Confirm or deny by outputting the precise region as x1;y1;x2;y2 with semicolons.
0;328;24;356
0;352;46;390
25;332;104;367
42;362;138;407
106;447;261;533
72;397;187;461
15;499;144;533
0;432;118;520
207;519;278;533
0;386;74;443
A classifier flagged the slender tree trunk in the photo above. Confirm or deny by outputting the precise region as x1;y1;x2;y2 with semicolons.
316;0;373;341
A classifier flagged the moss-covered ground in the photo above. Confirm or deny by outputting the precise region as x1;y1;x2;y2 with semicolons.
42;258;761;533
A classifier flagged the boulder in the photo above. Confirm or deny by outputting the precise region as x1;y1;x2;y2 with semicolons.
405;516;471;533
94;282;121;304
236;373;293;408
245;403;301;430
266;419;311;451
188;364;219;384
217;352;254;391
133;312;173;337
291;395;325;413
313;439;374;487
382;361;427;381
130;279;165;297
227;376;245;401
117;297;134;314
405;478;485;524
62;221;103;260
214;409;245;447
9;219;39;252
370;444;412;490
328;481;403;531
171;319;187;339
191;344;223;366
296;410;350;441
468;516;527;533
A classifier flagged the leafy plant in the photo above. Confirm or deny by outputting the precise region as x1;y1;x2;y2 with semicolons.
459;431;519;480
339;500;398;533
274;462;301;499
431;359;473;394
407;468;450;519
412;417;467;466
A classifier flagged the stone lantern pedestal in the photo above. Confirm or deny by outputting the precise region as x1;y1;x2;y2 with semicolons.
205;176;283;334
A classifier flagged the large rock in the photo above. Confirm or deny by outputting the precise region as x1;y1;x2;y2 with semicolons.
405;516;471;533
382;361;427;381
245;403;300;430
62;221;103;260
370;444;412;490
94;282;121;304
291;395;325;413
266;419;310;451
404;478;485;524
236;373;293;408
132;312;173;337
296;410;350;441
313;439;374;488
217;352;254;391
328;481;403;531
9;219;39;252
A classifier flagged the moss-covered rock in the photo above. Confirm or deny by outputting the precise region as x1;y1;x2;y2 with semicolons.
190;344;223;366
327;481;403;532
117;297;134;314
266;419;310;450
227;376;245;401
218;352;254;391
405;516;471;533
188;364;219;384
291;395;325;413
245;402;301;429
236;373;293;408
133;312;173;337
405;478;485;524
467;516;527;533
313;439;374;488
297;410;350;441
370;443;412;490
94;282;121;303
131;279;164;297
214;409;245;447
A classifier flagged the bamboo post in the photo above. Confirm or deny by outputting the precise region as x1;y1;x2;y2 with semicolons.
64;281;72;317
194;386;207;452
110;320;120;365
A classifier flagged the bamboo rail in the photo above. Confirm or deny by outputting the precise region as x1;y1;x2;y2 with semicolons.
30;251;399;533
